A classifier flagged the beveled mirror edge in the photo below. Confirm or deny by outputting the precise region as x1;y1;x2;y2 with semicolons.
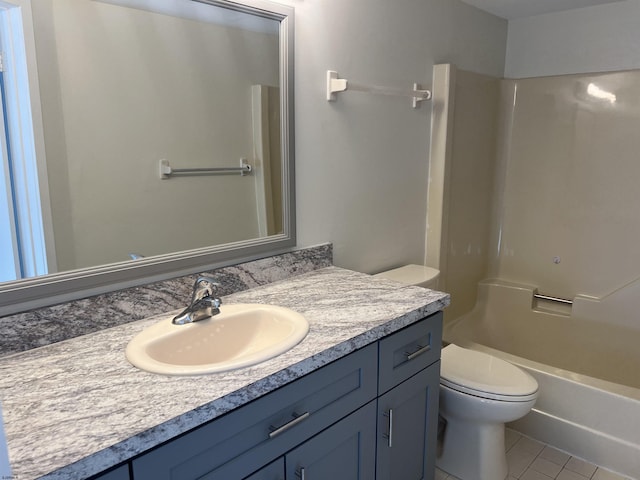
0;0;296;317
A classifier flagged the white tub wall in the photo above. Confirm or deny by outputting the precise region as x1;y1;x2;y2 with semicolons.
573;276;640;331
425;64;456;292
488;70;640;306
427;65;500;321
438;1;640;330
428;3;640;324
446;279;640;390
497;1;640;330
444;69;501;321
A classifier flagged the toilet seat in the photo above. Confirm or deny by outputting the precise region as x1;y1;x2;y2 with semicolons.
440;344;538;402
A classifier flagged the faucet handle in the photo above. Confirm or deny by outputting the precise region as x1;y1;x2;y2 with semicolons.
172;277;222;325
191;276;220;303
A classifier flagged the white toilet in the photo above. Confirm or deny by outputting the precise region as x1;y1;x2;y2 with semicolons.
437;344;539;480
374;265;538;480
373;264;440;289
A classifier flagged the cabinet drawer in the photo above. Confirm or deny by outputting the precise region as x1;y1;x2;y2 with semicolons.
378;312;442;394
132;343;378;480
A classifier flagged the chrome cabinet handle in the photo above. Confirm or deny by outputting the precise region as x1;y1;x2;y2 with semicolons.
405;344;431;361
269;411;310;438
382;409;394;447
296;467;306;479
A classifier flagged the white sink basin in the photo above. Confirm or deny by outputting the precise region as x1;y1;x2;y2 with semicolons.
126;304;309;375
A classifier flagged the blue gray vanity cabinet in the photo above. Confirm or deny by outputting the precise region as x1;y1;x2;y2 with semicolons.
238;402;376;480
132;344;378;480
131;312;443;480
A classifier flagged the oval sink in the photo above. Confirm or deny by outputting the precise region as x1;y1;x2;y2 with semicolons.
126;304;309;375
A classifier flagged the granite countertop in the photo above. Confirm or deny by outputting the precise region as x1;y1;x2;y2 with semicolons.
0;266;449;480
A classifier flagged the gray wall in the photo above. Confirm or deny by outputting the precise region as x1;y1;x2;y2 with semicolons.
506;0;640;78
286;0;507;274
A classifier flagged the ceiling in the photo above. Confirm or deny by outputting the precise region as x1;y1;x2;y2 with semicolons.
459;0;626;19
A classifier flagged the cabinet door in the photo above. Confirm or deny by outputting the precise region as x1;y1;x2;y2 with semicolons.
243;458;284;480
376;362;440;480
286;401;376;480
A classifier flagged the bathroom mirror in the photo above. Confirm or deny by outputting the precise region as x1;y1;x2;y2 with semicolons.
0;0;295;314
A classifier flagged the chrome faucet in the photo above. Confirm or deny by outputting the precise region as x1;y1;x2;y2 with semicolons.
172;276;222;325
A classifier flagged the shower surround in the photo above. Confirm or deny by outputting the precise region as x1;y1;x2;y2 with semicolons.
430;65;640;478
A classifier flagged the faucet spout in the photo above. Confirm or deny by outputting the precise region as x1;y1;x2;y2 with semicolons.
172;276;222;325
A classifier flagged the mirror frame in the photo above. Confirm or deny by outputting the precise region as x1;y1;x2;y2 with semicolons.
0;0;295;316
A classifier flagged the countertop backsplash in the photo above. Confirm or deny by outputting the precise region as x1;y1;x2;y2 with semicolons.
0;244;333;357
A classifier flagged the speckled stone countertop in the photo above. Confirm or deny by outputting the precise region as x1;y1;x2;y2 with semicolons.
0;266;449;480
0;244;333;355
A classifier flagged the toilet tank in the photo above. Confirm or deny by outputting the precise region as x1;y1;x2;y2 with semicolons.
374;265;440;289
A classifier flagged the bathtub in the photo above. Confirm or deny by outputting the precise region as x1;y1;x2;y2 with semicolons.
444;279;640;479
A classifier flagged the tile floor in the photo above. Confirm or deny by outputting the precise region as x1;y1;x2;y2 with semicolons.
435;429;634;480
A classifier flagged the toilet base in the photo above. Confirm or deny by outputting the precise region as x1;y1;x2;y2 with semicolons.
436;415;508;480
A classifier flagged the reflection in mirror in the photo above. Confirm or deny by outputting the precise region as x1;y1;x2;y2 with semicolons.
0;0;294;314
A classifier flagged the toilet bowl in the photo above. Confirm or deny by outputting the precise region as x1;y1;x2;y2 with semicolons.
437;344;539;480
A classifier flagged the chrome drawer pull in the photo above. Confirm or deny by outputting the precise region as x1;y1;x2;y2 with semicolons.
382;409;394;447
269;411;310;438
296;467;306;479
405;344;431;361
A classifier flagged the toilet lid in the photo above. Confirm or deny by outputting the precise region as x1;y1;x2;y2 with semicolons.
441;344;538;400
